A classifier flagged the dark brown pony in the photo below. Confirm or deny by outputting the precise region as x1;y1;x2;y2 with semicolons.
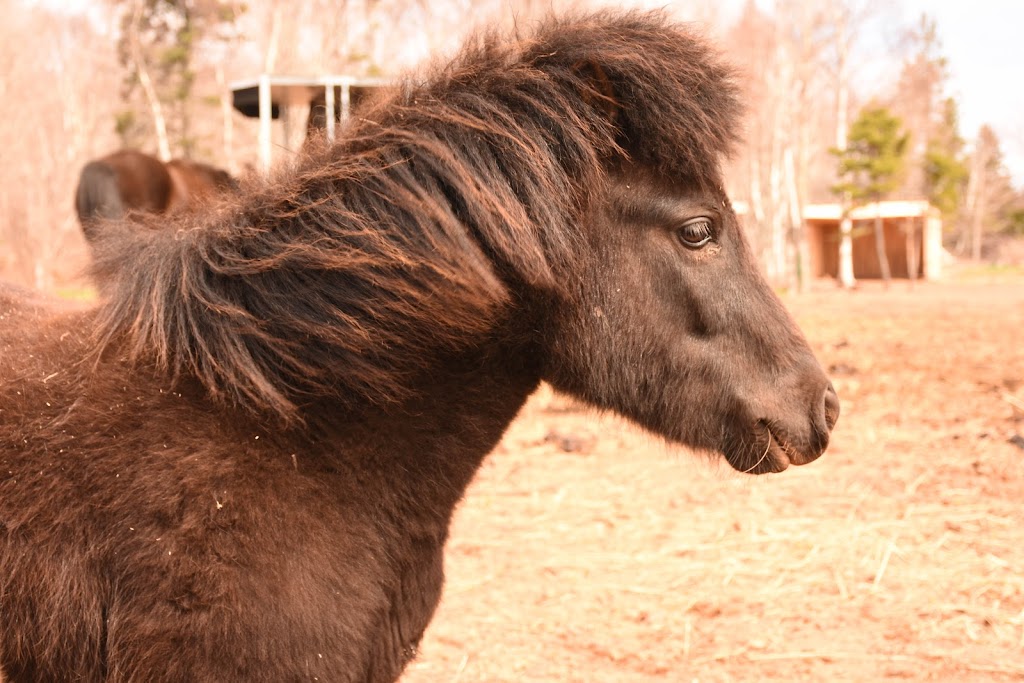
1;11;838;683
74;150;236;242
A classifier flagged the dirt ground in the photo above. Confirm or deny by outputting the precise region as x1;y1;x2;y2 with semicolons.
401;273;1024;683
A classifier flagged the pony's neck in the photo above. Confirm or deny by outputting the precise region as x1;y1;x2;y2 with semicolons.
305;334;543;518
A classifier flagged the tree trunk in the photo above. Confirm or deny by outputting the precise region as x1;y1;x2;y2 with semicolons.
839;205;856;287
282;103;311;153
874;198;891;287
749;151;767;269
971;204;984;261
905;217;917;288
784;145;809;291
962;128;992;261
216;63;236;175
769;145;786;285
834;11;856;289
264;2;283;73
768;47;794;288
129;0;171;161
970;174;987;261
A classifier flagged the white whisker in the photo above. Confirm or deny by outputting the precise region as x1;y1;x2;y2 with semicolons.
741;428;773;474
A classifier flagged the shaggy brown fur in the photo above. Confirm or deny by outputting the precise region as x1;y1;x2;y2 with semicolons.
75;150;236;244
1;11;837;683
89;11;741;420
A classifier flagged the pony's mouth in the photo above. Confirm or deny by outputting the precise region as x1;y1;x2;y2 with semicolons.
728;425;815;475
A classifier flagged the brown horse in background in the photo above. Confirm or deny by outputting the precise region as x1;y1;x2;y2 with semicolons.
3;11;838;683
74;150;236;242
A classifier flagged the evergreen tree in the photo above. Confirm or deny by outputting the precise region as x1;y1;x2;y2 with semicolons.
1005;206;1024;237
924;97;968;221
832;106;910;286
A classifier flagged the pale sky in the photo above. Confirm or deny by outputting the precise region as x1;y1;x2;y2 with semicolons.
719;0;1023;186
897;0;1024;185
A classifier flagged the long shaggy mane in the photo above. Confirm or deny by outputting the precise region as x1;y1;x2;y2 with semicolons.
89;10;742;420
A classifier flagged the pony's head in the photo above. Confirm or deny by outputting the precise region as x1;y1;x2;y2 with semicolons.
499;13;839;472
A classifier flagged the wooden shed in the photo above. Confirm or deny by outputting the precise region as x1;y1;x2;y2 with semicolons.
231;75;388;172
804;200;943;281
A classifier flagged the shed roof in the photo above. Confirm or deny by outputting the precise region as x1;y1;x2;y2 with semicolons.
230;75;389;119
803;200;938;221
230;75;390;171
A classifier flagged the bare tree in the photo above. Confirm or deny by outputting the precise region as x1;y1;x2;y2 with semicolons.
777;0;838;291
726;1;781;280
889;13;950;201
961;125;1017;260
0;4;122;288
727;0;836;288
114;0;242;159
123;0;173;159
831;2;857;289
2;0;992;291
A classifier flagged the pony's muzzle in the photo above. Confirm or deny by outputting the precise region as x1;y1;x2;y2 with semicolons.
793;382;840;466
823;382;840;431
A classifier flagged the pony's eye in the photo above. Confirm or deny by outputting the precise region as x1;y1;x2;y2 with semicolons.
676;217;714;249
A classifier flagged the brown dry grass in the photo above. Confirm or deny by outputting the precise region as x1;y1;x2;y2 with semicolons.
401;276;1024;682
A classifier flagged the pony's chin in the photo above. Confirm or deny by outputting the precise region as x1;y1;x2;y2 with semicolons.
723;432;812;475
720;419;823;473
723;449;788;475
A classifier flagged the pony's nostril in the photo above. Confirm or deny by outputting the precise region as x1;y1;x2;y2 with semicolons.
823;383;840;430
